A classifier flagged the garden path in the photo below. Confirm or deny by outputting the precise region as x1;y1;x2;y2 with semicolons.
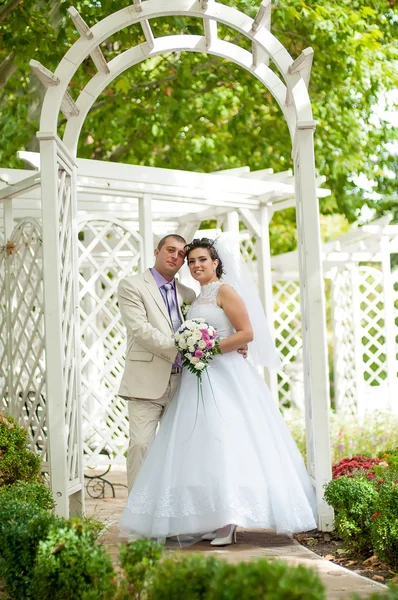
85;467;386;600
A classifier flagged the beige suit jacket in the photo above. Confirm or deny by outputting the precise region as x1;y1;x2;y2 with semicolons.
118;268;196;400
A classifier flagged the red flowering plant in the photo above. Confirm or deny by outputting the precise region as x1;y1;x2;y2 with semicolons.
332;455;381;480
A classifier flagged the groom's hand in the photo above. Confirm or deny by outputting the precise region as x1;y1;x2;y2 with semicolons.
237;344;248;359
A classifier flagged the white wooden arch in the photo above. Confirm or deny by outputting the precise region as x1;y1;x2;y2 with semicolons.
34;1;312;144
31;0;333;529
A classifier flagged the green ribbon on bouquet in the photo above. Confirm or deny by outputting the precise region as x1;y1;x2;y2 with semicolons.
183;369;226;444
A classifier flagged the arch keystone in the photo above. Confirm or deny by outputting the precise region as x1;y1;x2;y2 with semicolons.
204;18;218;48
252;42;269;68
61;92;80;118
68;7;94;39
141;19;155;49
68;7;110;74
289;47;314;88
252;0;271;33
30;60;60;87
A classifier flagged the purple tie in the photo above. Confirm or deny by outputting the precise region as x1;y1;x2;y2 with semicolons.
163;283;182;333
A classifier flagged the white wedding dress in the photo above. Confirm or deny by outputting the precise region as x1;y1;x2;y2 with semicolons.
119;281;317;539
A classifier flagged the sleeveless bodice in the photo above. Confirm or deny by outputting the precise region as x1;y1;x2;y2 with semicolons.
188;281;235;340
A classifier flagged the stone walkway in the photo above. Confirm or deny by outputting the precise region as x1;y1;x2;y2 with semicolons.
85;467;386;600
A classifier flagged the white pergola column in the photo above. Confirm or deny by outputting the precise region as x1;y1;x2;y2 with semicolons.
293;122;333;531
69;159;85;516
225;210;239;233
381;235;398;413
257;205;279;400
38;133;84;517
38;134;70;516
224;210;241;255
139;193;153;271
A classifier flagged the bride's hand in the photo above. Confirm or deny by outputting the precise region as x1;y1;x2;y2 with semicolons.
237;345;248;359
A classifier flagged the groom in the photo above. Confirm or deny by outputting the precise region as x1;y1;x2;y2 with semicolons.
118;234;195;491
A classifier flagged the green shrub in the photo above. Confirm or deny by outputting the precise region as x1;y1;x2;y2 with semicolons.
0;480;55;511
147;553;222;600
377;448;398;471
0;495;58;599
119;539;162;598
388;454;398;471
207;558;326;600
31;519;116;599
71;512;106;540
324;476;377;552
0;412;42;486
371;482;398;569
147;553;325;600
351;584;398;599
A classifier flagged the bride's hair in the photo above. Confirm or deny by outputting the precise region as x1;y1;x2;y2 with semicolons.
185;238;225;279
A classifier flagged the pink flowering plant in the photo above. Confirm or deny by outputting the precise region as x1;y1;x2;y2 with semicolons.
174;318;221;380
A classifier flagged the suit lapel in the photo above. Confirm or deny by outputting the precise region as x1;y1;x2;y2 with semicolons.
144;269;172;329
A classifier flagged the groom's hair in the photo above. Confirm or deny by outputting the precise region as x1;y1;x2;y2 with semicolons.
157;234;186;251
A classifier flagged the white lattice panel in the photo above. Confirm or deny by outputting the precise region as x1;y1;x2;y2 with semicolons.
0;233;7;412
331;268;357;414
273;279;302;407
358;266;387;387
240;234;258;278
78;217;142;466
58;164;80;486
240;233;303;407
0;220;47;464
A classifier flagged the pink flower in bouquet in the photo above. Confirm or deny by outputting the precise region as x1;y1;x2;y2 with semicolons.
194;350;204;358
205;341;214;349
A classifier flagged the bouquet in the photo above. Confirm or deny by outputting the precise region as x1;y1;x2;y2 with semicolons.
174;318;221;380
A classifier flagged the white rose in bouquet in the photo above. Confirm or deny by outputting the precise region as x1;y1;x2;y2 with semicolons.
195;362;206;370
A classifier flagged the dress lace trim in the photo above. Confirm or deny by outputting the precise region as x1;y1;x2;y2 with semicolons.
125;484;316;533
192;281;223;307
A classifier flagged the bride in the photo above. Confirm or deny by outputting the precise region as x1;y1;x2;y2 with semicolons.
119;236;317;546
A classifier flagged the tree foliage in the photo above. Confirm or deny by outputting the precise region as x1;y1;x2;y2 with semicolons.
0;0;397;253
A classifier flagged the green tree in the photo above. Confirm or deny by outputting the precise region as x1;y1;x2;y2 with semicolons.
0;0;397;254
